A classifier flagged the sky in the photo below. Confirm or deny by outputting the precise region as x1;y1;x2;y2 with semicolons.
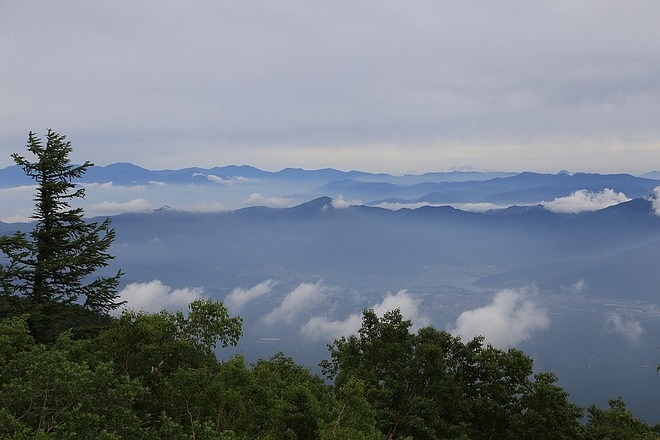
1;1;660;174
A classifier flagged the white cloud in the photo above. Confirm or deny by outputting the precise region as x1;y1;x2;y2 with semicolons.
263;281;327;325
114;280;206;315
562;279;587;294
300;289;426;342
300;313;363;342
450;287;550;348
649;186;660;216
606;314;644;341
86;198;153;216
542;188;630;213
83;182;115;189
331;195;360;209
205;174;256;185
245;193;297;208
374;201;511;212
84;182;149;191
225;279;277;311
372;289;425;324
374;202;432;211
455;202;510;212
0;213;32;223
186;202;228;213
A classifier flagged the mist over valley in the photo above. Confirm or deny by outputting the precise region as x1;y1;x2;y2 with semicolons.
2;163;660;422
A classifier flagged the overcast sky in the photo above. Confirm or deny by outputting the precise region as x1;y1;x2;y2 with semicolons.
2;1;659;174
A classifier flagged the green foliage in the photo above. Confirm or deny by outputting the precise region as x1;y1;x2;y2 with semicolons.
322;308;585;440
0;295;113;344
0;130;122;315
584;398;659;440
1;298;656;438
0;316;145;438
319;377;383;440
513;372;585;439
97;299;242;379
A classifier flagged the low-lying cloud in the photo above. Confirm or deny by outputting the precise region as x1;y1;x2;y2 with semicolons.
245;193;297;208
200;174;257;185
450;287;550;348
331;195;361;209
562;279;587;294
114;279;206;315
263;281;327;325
650;186;660;216
542;188;630;213
300;289;426;342
87;198;153;216
225;279;277;312
606;314;644;341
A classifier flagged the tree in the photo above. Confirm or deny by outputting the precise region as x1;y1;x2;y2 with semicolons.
97;299;243;380
322;308;584;440
0;130;122;314
0;316;146;438
584;398;659;440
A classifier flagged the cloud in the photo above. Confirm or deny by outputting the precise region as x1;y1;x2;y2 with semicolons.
225;279;277;311
372;289;424;323
245;193;297;208
450;287;550;348
300;289;426;342
86;198;153;216
649;186;660;216
374;201;512;212
562;279;587;294
606;314;644;341
114;280;206;314
204;174;256;185
3;2;660;173
300;314;363;342
263;281;327;325
542;188;630;213
331;195;360;209
0;214;32;223
186;202;228;213
374;202;432;211
84;182;148;190
454;202;510;213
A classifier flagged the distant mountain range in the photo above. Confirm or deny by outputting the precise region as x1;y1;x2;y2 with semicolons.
1;163;659;212
2;164;660;421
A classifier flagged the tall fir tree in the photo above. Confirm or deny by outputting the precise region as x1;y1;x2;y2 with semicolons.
0;130;123;314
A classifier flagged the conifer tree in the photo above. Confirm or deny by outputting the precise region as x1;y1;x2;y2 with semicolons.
0;130;123;314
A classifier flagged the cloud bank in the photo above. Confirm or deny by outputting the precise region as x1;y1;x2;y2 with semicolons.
450;287;550;348
245;193;297;208
331;195;361;209
115;280;206;314
606;314;644;342
87;198;153;216
225;279;277;311
542;188;630;213
300;289;426;342
263;281;327;325
196;173;256;185
650;186;660;216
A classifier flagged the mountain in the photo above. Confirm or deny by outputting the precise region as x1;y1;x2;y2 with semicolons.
2;166;660;421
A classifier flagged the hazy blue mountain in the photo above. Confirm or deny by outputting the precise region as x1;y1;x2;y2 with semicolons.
1;165;660;422
3;164;657;205
374;172;660;205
